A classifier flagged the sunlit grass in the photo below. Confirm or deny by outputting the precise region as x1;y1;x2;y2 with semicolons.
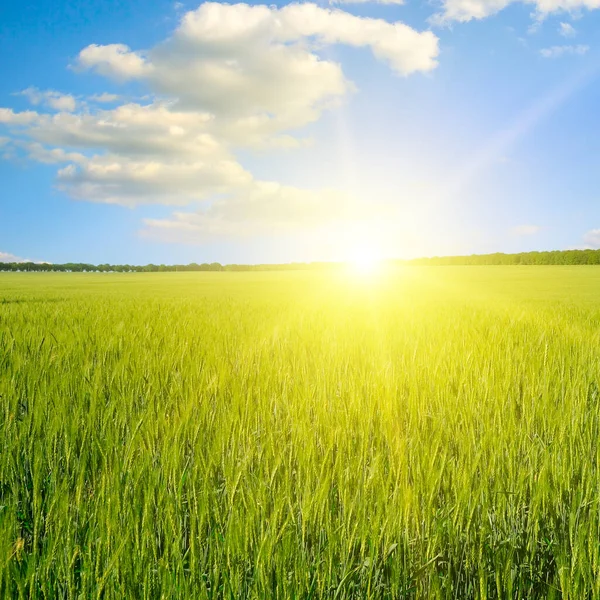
2;267;600;598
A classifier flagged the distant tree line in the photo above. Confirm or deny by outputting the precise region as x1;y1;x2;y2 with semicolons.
404;249;600;266
3;249;600;272
0;261;339;272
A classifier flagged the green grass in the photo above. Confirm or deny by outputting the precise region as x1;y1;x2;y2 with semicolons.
2;267;600;599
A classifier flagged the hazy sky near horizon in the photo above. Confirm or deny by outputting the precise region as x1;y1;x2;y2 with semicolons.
2;0;600;264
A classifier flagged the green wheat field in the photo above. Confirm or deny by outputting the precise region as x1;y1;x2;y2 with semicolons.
2;266;600;599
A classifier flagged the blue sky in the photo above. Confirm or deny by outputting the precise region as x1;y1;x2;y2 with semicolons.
1;0;600;264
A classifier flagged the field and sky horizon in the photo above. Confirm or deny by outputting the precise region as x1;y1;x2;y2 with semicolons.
5;0;600;597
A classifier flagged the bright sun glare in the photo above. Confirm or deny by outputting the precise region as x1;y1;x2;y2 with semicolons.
346;245;383;275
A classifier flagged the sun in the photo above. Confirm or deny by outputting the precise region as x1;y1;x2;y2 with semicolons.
337;221;389;276
346;244;383;275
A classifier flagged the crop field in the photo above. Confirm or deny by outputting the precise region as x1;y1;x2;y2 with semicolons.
2;267;600;599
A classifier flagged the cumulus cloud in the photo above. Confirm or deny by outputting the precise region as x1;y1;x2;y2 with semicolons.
0;108;38;125
0;2;438;236
583;229;600;248
140;182;386;242
89;93;121;103
21;103;217;157
540;44;589;57
431;0;600;24
511;224;541;235
76;44;153;80
56;154;253;206
559;22;577;36
19;88;77;112
77;3;438;125
23;142;87;165
0;251;30;263
0;101;304;205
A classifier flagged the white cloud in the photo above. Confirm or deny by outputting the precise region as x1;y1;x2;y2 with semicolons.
278;4;438;74
540;44;589;57
0;108;38;125
431;0;600;24
89;93;121;103
68;3;437;155
78;3;438;121
23;142;87;165
0;251;30;263
56;154;253;206
583;229;600;248
0;2;437;238
19;88;77;112
76;44;153;80
511;224;541;235
140;181;383;242
430;0;514;24
22;103;217;157
0;101;309;205
559;21;577;36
